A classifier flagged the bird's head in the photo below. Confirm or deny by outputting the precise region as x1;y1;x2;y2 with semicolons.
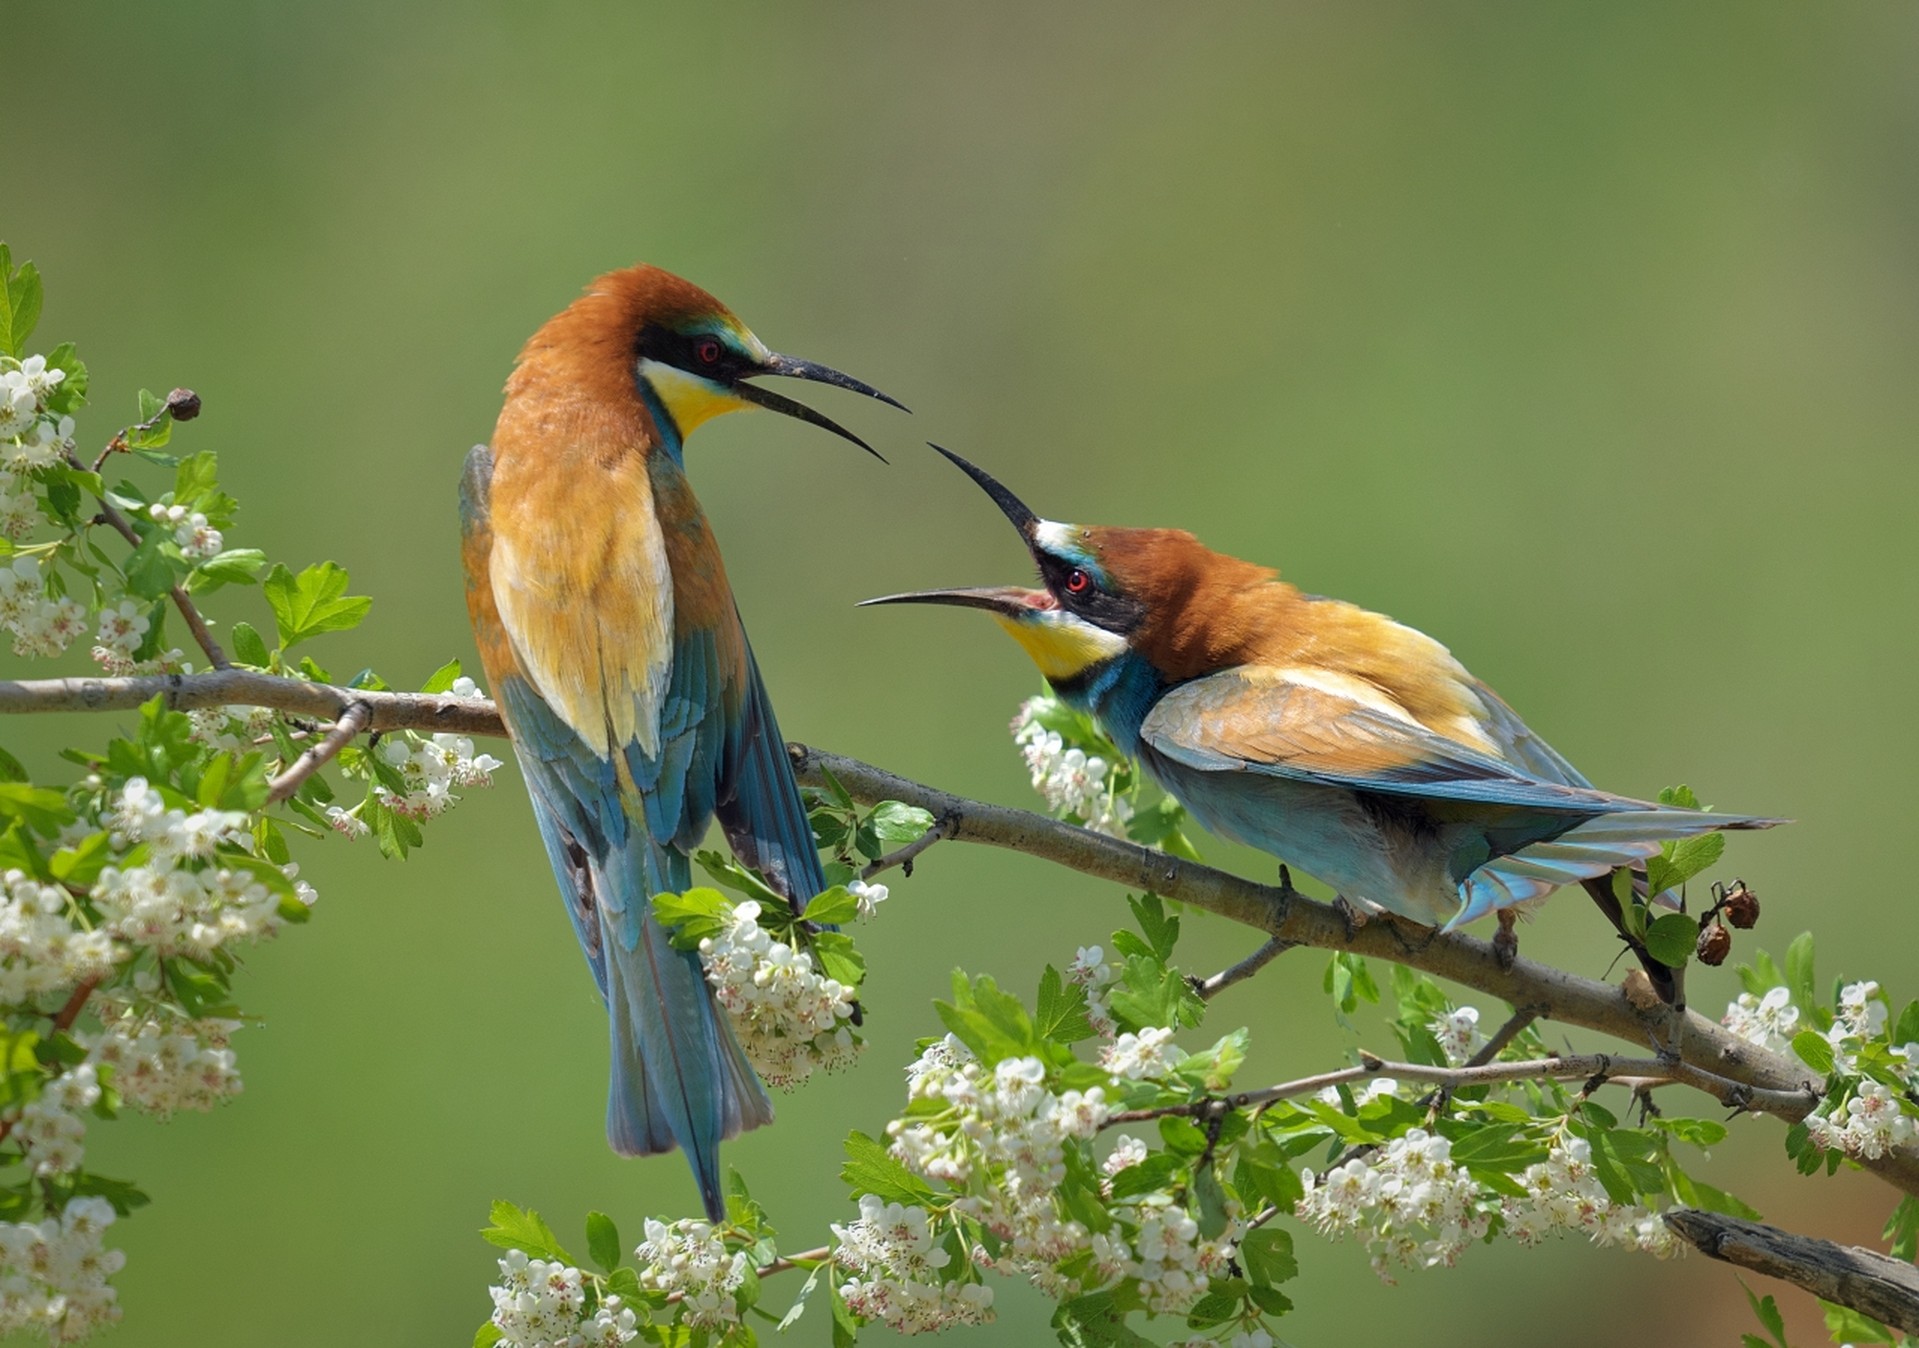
520;264;904;458
862;446;1282;691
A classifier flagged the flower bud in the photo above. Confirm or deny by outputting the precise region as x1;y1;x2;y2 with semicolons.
1696;922;1732;966
1721;880;1760;930
165;388;202;421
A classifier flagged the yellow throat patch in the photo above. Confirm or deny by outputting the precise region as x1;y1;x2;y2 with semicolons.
993;612;1128;682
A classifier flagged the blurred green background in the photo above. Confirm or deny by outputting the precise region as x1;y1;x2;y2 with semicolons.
8;3;1918;1344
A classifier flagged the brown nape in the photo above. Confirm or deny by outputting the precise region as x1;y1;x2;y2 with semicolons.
502;264;735;417
1091;527;1302;681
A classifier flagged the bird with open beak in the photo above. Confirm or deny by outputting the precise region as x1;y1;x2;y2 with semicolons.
461;264;903;1219
865;446;1782;1005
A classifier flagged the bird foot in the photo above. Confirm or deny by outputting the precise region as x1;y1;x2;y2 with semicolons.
1493;910;1519;970
1332;895;1367;942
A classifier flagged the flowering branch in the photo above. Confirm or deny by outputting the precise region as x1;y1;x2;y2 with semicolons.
2;670;1907;1189
1664;1210;1919;1336
63;448;229;670
266;700;371;804
1101;1050;1817;1128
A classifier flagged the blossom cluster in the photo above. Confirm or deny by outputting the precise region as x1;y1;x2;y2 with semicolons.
1010;698;1133;836
0;557;88;660
372;729;503;820
0;355;72;470
1298;1128;1489;1279
144;501;221;561
486;1250;637;1348
1299;1130;1677;1283
831;1195;994;1335
1804;1082;1915;1161
0;1198;124;1344
83;1011;242;1117
1100;1025;1180;1081
696;899;859;1088
93;778;299;957
633;1219;747;1331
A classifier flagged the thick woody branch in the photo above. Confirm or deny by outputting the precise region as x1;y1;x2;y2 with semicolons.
267;701;372;804
2;672;1910;1191
1102;1049;1811;1126
1665;1210;1919;1336
0;670;501;737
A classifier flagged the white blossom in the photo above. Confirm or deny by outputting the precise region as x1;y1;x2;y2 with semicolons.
0;1197;124;1343
1430;1006;1480;1066
1010;699;1133;837
634;1219;746;1331
1805;1082;1916;1161
697;900;857;1088
847;879;888;921
82;1012;242;1117
1101;1026;1179;1081
487;1250;636;1348
1722;986;1799;1055
832;1195;993;1335
373;732;503;819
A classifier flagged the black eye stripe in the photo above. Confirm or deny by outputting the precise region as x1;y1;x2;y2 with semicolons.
635;323;747;381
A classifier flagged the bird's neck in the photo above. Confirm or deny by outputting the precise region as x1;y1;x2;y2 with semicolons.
1050;651;1162;759
635;375;688;466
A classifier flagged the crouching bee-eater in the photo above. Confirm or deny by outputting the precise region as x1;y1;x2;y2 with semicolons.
866;447;1781;1004
460;264;902;1219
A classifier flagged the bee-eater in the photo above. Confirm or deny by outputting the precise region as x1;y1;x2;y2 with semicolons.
867;448;1780;1004
460;265;901;1219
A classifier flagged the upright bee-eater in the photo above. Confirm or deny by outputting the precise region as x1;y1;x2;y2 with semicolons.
867;448;1780;1004
460;265;901;1219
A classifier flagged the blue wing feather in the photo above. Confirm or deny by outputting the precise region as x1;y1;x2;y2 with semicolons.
716;635;829;907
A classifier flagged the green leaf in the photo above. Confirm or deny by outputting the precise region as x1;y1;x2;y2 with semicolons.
1240;1226;1298;1288
1739;1278;1790;1348
1127;893;1179;962
1176;1029;1248;1092
841;1131;937;1205
1193;1165;1230;1239
1035;965;1096;1044
263;561;373;649
60;1172;150;1217
1791;1030;1835;1076
1883;1195;1919;1263
829;1280;859;1348
0;783;73;835
230;621;271;668
652;888;734;950
122;533;185;601
585;1211;621;1273
853;800;935;861
1657;784;1703;810
810;931;865;988
1821;1300;1897;1345
480;1200;575;1264
420;658;463;694
0;747;24;783
185;548;268;594
1645;913;1700;968
1784;932;1817;1018
473;1324;504;1348
1106;955;1204;1033
42;343;89;417
802;887;860;926
0;250;44;358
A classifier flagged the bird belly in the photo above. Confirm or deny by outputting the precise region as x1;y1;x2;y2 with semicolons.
1146;755;1461;926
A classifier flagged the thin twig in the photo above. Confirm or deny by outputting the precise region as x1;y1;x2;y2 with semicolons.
1195;936;1292;1001
1465;1004;1546;1069
51;977;100;1033
0;670;500;737
267;701;372;804
67;451;229;669
861;813;955;881
1100;1050;1813;1126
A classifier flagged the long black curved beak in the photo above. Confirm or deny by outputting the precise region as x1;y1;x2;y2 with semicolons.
858;586;1044;619
927;443;1040;541
736;353;908;462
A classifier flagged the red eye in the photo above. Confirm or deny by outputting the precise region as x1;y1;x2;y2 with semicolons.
1065;569;1091;595
695;337;723;366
